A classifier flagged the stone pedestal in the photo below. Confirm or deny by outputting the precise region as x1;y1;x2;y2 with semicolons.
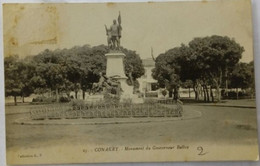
106;52;126;78
105;52;133;101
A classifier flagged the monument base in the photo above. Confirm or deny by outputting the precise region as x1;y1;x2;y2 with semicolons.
105;52;126;78
105;51;144;103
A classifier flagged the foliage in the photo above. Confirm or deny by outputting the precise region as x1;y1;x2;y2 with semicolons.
4;44;144;104
70;99;85;109
152;35;245;102
145;92;158;98
182;80;193;89
161;89;167;97
5;55;35;105
31;102;182;120
188;35;244;101
222;91;252;99
103;91;120;105
230;62;254;89
120;98;133;107
32;96;56;103
152;46;186;99
122;48;145;80
144;98;158;104
59;96;71;103
152;50;180;90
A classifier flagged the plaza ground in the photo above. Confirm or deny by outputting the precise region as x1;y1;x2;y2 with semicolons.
5;99;258;151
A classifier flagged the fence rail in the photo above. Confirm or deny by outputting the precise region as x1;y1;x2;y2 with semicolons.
30;100;183;120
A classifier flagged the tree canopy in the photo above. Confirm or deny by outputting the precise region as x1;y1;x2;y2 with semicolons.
152;35;247;101
5;45;144;104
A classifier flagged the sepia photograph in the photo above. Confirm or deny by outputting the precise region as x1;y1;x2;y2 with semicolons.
3;0;259;165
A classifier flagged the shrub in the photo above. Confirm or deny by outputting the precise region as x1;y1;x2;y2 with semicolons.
121;98;132;107
161;89;167;97
223;90;252;99
104;92;120;105
227;91;237;98
110;87;118;95
59;96;71;103
145;92;158;98
32;96;56;103
44;97;56;103
32;96;46;102
70;99;85;109
138;92;144;98
144;98;157;105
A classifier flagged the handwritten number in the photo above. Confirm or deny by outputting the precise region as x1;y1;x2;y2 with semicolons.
197;146;207;155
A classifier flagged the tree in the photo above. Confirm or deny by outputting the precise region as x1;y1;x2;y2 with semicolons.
65;55;85;99
32;49;68;101
172;44;203;100
152;47;182;100
230;62;254;99
152;35;244;102
122;48;145;90
182;80;193;98
19;61;35;102
189;35;244;101
29;45;143;101
79;45;107;98
4;55;34;105
5;55;21;105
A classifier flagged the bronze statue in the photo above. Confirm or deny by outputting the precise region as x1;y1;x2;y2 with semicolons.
105;12;122;50
91;72;122;95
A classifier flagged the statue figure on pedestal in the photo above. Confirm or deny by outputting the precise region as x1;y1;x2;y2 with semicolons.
105;12;122;50
91;72;122;95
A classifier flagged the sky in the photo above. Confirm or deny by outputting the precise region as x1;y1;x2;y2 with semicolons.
3;0;254;62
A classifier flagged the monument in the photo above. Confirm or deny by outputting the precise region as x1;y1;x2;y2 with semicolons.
105;12;122;50
104;12;136;102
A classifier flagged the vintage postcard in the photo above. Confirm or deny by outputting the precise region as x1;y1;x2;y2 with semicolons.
3;0;259;165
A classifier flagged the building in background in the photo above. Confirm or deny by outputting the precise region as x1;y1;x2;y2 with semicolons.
138;58;159;97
